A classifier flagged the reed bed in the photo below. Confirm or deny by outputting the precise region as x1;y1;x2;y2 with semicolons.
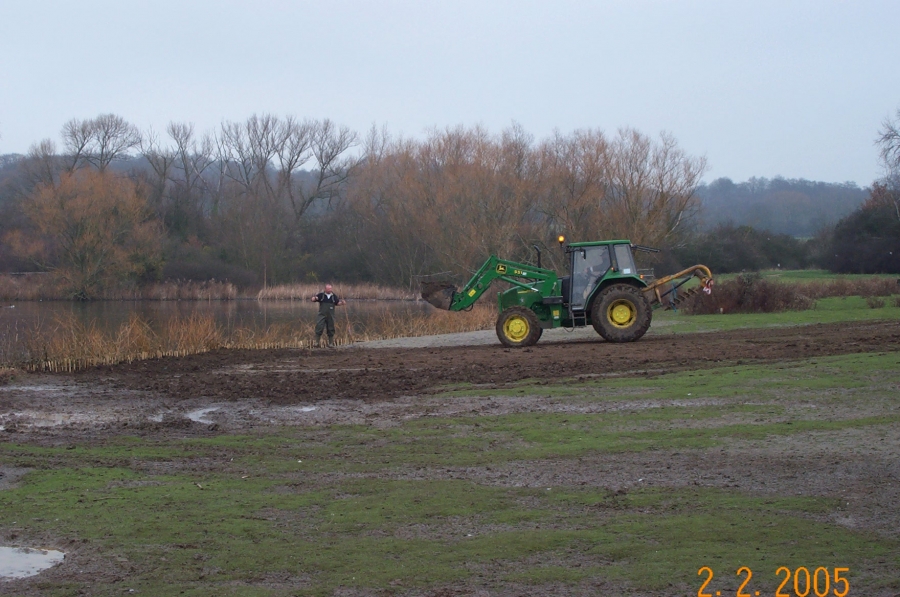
0;273;61;301
11;303;496;373
257;282;418;301
0;274;240;301
127;280;239;300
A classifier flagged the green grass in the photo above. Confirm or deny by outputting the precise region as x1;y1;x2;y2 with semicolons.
2;351;900;594
651;295;900;335
716;268;900;282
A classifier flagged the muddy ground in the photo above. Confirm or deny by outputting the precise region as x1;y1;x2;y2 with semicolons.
0;320;897;438
2;319;900;595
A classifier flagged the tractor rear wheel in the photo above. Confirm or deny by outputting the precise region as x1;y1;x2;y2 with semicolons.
496;306;543;348
591;284;651;342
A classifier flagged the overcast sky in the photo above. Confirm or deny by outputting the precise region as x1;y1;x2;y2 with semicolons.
1;0;898;186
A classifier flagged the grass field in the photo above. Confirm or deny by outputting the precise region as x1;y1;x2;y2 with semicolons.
714;268;900;282
653;294;900;334
1;289;899;595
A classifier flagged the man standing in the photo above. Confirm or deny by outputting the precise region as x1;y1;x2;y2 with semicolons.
310;283;345;347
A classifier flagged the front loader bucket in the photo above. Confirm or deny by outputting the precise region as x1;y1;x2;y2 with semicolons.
421;282;457;310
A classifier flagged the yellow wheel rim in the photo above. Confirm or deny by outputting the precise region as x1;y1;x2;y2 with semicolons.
503;315;530;342
607;299;636;328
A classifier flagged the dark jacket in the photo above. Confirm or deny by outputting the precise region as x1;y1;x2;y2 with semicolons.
313;292;341;314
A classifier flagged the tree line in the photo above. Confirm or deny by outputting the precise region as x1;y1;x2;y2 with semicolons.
0;115;707;296
0;111;898;298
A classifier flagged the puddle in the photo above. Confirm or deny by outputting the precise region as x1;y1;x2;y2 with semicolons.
299;406;317;412
185;407;220;424
0;546;65;579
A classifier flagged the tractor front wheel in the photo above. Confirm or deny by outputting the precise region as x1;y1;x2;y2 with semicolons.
496;306;543;348
591;284;651;342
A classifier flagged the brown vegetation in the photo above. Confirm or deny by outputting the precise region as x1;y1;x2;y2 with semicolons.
0;274;238;301
0;273;62;301
8;170;162;299
349;125;706;285
793;277;899;299
683;274;900;314
684;273;816;314
13;303;496;372
257;282;416;301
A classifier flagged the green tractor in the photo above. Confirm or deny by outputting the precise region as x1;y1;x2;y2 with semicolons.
421;238;713;348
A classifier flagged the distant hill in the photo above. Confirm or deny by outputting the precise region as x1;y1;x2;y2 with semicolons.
696;177;869;237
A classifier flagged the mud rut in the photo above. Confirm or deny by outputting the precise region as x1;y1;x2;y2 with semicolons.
2;320;900;595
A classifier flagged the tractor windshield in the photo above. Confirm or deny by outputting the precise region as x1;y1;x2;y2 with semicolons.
571;246;610;310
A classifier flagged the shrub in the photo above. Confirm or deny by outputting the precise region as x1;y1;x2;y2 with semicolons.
866;296;886;309
683;273;815;314
793;277;898;299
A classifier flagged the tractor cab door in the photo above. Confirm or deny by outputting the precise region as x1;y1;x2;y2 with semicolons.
612;243;637;276
569;245;611;311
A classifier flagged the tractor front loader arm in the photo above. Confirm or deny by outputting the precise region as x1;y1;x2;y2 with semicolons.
421;256;558;311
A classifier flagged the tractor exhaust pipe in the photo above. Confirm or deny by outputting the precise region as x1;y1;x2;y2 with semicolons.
421;282;457;310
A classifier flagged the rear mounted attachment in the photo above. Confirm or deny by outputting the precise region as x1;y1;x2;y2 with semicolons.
642;265;714;311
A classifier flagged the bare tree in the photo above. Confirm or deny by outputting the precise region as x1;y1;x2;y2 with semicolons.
537;129;611;246
606;128;706;247
60;118;92;171
347;125;543;284
214;115;359;282
168;122;214;201
876;108;900;220
299;119;359;217
139;127;176;206
62;113;141;171
878;108;900;174
22;139;63;187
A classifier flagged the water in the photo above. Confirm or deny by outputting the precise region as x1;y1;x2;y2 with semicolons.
0;299;431;363
0;546;65;579
185;406;220;423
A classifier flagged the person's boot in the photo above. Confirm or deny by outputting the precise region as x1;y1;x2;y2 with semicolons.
327;337;335;348
314;336;322;348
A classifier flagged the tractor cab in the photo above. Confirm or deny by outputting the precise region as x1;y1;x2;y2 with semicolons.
564;241;642;312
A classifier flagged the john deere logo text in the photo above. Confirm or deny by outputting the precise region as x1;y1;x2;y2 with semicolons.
496;264;507;274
